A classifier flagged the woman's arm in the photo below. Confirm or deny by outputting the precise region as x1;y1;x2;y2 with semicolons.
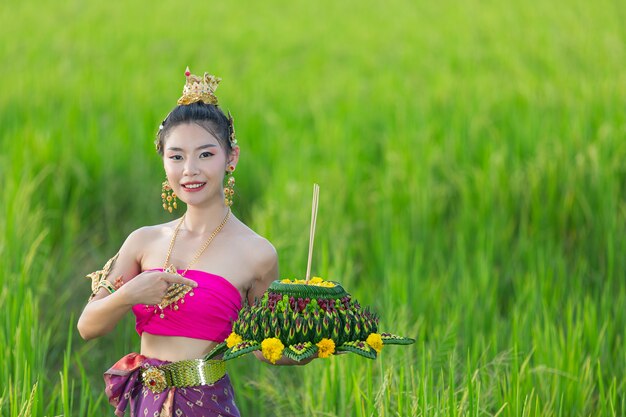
245;240;316;366
246;239;278;307
77;228;197;340
77;229;143;340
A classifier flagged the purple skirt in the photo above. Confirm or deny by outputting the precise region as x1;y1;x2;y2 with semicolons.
104;353;240;417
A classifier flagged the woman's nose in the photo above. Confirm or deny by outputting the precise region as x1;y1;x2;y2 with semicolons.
183;159;199;176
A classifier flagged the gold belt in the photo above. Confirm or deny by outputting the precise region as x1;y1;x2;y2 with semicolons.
141;359;226;393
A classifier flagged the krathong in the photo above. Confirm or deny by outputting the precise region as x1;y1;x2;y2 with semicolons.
207;185;414;363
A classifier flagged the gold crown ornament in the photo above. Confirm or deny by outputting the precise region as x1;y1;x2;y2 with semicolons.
177;66;221;105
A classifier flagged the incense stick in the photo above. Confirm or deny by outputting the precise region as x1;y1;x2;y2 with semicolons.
305;184;320;284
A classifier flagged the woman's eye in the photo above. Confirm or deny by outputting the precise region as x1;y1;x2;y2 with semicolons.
169;155;183;160
200;152;214;158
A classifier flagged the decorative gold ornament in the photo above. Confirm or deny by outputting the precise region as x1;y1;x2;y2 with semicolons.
227;111;238;148
177;66;221;106
141;366;167;394
157;264;195;318
224;166;236;207
153;210;231;318
162;180;178;212
86;253;120;300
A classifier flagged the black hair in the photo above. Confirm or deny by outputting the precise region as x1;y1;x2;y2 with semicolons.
155;102;234;156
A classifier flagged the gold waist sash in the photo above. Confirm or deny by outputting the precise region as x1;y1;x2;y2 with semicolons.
141;358;226;393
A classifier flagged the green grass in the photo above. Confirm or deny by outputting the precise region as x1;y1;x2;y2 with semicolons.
1;0;625;415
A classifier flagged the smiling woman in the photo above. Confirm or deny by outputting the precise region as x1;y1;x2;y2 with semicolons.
76;68;299;417
164;123;238;208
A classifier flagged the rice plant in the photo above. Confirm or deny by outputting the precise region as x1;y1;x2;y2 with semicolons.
1;0;625;415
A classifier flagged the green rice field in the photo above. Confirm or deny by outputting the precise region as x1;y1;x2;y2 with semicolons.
1;0;625;415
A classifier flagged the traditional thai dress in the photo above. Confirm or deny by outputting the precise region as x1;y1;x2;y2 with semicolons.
104;269;242;417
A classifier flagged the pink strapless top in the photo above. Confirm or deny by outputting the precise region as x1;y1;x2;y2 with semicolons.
131;269;242;342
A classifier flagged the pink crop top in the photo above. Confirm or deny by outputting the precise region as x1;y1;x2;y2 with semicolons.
131;269;242;342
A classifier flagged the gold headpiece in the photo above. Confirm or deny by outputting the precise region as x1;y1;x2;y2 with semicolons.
155;67;238;152
177;66;221;106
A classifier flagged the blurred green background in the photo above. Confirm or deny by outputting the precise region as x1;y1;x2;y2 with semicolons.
1;0;625;415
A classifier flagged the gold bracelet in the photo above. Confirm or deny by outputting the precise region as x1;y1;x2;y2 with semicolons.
97;280;116;294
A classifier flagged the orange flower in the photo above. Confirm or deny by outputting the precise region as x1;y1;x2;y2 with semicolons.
226;332;242;348
366;333;383;353
261;337;285;364
316;338;336;358
280;277;336;287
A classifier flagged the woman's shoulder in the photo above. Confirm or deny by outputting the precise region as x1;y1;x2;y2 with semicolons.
126;220;179;241
120;220;179;253
229;219;277;267
227;219;279;298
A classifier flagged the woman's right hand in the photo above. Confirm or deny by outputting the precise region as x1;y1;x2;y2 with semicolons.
78;228;201;340
117;271;198;306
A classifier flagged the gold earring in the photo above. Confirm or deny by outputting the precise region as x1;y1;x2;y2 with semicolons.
224;166;235;207
162;179;178;213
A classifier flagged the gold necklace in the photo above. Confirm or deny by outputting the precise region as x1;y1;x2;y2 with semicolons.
156;209;231;317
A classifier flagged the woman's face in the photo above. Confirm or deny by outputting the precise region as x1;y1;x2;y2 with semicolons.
162;123;237;208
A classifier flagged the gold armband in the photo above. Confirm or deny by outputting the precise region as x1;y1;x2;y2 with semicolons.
86;253;120;300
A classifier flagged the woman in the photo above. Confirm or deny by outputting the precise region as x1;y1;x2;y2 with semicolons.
78;68;304;417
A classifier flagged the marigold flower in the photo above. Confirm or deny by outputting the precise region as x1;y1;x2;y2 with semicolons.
261;337;285;364
279;276;335;287
226;332;242;348
366;333;384;353
316;338;336;358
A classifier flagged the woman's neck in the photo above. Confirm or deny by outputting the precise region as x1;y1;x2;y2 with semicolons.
181;203;230;235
